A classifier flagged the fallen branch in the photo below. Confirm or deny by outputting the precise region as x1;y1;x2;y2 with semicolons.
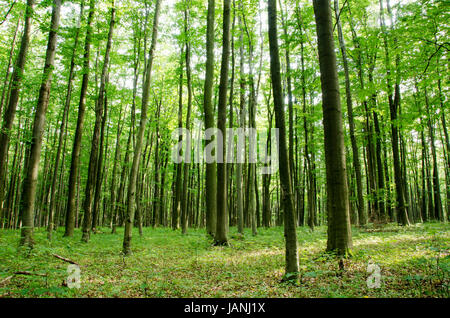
0;271;48;285
14;271;47;277
51;253;79;265
0;275;13;285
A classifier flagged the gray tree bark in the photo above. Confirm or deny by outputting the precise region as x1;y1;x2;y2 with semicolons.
123;0;161;255
82;2;115;242
203;0;217;236
313;0;353;255
214;0;231;246
20;0;61;247
0;0;35;215
268;0;299;279
64;0;96;237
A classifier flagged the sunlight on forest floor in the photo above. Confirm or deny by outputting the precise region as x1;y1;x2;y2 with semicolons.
0;223;448;298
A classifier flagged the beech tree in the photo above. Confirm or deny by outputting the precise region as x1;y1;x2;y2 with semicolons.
268;0;299;280
0;0;35;213
203;0;217;237
313;0;352;255
214;0;231;246
64;0;96;237
81;0;115;242
123;0;162;255
20;0;62;247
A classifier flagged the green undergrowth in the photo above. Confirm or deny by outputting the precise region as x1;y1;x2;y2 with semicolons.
0;222;448;298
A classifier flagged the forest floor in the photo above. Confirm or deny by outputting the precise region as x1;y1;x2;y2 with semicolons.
0;222;449;298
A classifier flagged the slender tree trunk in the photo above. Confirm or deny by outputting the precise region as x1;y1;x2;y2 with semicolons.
112;124;131;233
123;0;161;255
159;154;168;226
2;110;22;229
47;2;84;240
379;0;409;226
262;95;273;228
81;2;115;242
109;103;123;227
418;93;428;222
181;2;193;235
92;90;109;231
279;0;295;210
334;0;364;227
172;47;184;230
64;0;96;237
235;6;246;235
241;2;257;236
151;106;160;228
424;86;443;221
0;17;20;121
203;0;217;236
214;0;231;246
268;0;299;279
0;0;35;214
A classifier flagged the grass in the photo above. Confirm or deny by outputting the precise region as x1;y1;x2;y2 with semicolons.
0;222;448;298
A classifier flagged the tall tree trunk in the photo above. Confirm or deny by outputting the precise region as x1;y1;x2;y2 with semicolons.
334;0;364;226
241;3;257;236
2;109;22;229
93;90;109;231
262;103;273;228
203;0;217;236
214;0;231;246
379;0;409;226
152;104;161;228
0;0;35;214
294;5;307;227
279;0;295;210
235;5;245;235
81;2;115;242
47;1;84;240
19;0;61;247
227;0;236;231
108;103;123;229
112;124;131;233
64;0;96;237
313;0;352;255
172;47;183;230
268;0;299;279
0;17;20;121
417;84;428;222
424;86;443;221
181;2;193;235
159;154;168;226
123;0;161;255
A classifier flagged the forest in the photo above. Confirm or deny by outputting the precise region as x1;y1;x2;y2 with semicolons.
0;0;449;299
